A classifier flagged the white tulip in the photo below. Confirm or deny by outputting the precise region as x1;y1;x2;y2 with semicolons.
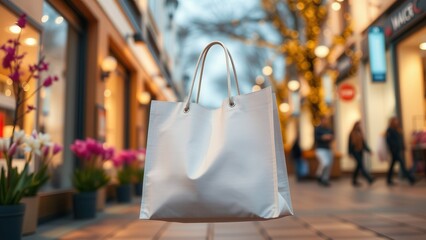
14;130;26;144
24;136;42;156
38;133;51;146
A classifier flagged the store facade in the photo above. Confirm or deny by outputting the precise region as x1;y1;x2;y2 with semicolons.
0;0;169;221
343;0;426;173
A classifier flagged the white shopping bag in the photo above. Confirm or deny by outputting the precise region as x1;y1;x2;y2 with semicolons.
140;41;293;222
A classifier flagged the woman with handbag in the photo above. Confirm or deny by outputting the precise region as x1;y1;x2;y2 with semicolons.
348;121;374;187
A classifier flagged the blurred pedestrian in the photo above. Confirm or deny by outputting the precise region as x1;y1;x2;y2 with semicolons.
291;137;308;181
348;121;374;187
386;117;415;186
314;116;334;187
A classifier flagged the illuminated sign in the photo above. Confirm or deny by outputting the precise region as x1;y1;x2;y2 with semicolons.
368;26;387;82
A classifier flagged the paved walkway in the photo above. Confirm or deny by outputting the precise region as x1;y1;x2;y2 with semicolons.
25;177;426;240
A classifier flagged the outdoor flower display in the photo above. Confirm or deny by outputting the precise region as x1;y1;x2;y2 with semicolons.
112;150;138;203
70;138;114;219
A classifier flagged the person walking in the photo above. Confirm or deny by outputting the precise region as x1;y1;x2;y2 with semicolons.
314;116;334;187
386;117;416;186
348;121;374;187
291;137;308;181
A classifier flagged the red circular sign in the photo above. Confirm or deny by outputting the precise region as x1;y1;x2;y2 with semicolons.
338;83;356;101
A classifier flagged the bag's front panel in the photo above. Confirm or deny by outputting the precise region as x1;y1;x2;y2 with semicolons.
141;88;280;222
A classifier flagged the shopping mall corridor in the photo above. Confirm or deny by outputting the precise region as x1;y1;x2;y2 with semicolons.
24;177;426;240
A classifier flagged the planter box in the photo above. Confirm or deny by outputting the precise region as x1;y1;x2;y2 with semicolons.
116;184;132;203
73;192;97;219
21;196;39;235
96;187;106;211
0;204;25;240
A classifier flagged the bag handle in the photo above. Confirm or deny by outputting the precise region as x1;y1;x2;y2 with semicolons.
184;41;240;112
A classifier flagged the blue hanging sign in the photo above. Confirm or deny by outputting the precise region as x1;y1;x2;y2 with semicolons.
368;26;387;82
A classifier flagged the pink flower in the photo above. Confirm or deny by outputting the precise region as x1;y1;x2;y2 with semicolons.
43;76;53;87
8;142;18;156
86;138;103;155
29;64;37;72
102;147;115;161
16;14;27;28
70;140;90;159
112;155;124;167
26;105;36;113
42;145;50;157
53;144;63;155
38;60;49;72
9;70;20;82
1;45;15;69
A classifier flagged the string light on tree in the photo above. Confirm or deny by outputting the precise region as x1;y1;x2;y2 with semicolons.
262;66;273;76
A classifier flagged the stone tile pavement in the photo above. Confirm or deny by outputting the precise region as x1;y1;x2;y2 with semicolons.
24;177;426;240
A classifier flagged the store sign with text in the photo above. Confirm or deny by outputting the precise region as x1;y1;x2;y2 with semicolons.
384;0;426;39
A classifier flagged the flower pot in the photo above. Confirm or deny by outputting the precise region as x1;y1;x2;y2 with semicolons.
96;187;106;211
116;184;132;203
21;195;39;235
134;182;143;196
0;204;25;240
73;191;97;219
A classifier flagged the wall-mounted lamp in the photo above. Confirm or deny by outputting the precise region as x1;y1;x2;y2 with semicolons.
138;91;151;105
125;32;144;44
101;56;117;80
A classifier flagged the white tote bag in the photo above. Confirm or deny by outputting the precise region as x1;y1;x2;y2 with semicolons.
140;41;293;222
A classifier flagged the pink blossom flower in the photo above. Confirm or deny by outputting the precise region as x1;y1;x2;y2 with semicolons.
38;60;49;72
9;69;21;83
16;14;26;28
42;76;53;87
1;45;15;69
26;105;36;113
53;144;63;155
29;64;37;73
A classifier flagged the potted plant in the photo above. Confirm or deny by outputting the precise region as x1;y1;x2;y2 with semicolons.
70;138;114;219
0;13;59;239
133;149;146;196
113;150;137;203
0;133;32;240
21;132;62;235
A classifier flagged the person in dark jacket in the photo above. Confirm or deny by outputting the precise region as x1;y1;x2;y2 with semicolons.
348;121;374;187
315;116;334;187
291;137;308;181
386;117;415;186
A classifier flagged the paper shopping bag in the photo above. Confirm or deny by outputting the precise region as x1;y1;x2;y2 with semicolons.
140;41;293;222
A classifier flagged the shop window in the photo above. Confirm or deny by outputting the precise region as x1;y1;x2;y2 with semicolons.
0;4;40;167
38;2;81;190
105;57;130;150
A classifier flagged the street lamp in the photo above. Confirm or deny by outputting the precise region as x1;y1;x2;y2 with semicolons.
288;79;301;92
314;45;329;58
165;0;179;29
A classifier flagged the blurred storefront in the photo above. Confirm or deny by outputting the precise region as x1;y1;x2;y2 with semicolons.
0;0;174;221
340;0;426;173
